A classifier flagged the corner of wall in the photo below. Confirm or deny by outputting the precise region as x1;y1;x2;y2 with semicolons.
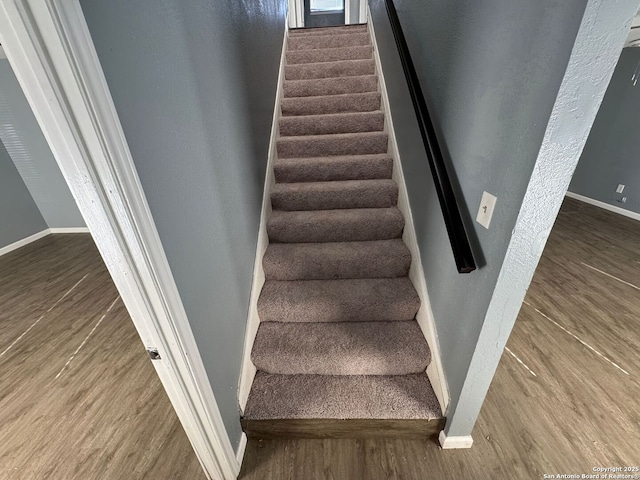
238;18;289;412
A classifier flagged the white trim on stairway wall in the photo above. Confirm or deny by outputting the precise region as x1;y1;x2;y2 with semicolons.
0;1;238;479
439;431;474;449
368;8;451;415
566;191;640;222
238;17;289;414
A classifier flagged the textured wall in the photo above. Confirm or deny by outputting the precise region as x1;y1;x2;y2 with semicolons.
369;0;586;423
0;140;47;249
0;60;85;229
80;0;287;448
570;47;640;215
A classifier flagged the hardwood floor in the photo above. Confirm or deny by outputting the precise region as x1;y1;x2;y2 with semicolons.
0;234;205;480
239;198;640;479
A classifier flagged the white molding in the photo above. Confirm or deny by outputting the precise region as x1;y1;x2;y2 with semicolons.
566;191;640;221
0;1;237;479
344;0;351;25
0;227;92;257
238;19;288;413
359;0;367;24
368;8;450;415
439;430;473;449
0;229;49;256
49;227;90;234
235;432;248;467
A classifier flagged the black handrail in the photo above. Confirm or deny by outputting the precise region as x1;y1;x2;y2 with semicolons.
384;0;476;274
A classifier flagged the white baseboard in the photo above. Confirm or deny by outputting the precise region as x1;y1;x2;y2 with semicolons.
238;21;288;413
566;191;640;221
368;9;450;415
0;227;90;257
49;227;90;233
439;431;473;449
0;229;49;256
235;432;247;467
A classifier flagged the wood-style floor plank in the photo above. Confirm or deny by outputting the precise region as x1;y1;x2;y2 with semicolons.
0;234;205;480
239;198;640;479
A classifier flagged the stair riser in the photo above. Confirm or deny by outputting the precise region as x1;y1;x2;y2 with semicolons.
287;46;372;64
288;33;370;51
285;60;375;80
289;25;367;36
274;156;393;183
281;92;381;116
280;112;384;136
271;185;398;210
263;241;411;280
267;211;404;243
258;278;420;323
277;133;388;158
284;76;377;98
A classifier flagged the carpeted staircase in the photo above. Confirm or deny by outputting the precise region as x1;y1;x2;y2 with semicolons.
243;24;442;434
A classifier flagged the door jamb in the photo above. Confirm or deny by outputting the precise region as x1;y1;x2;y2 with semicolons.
0;1;239;478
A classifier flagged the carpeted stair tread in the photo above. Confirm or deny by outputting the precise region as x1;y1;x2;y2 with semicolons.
277;131;388;158
279;111;384;136
267;208;404;243
252;321;430;376
274;154;393;183
263;239;411;280
288;32;370;51
257;277;421;323
289;24;367;36
284;75;377;98
287;46;372;65
281;92;381;116
285;59;376;80
244;371;441;420
271;179;398;210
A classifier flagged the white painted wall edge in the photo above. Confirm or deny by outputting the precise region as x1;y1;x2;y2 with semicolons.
566;191;640;221
236;432;248;466
238;18;288;414
359;0;367;24
0;228;92;257
368;8;450;415
0;1;238;478
49;227;91;233
344;0;351;24
439;431;473;449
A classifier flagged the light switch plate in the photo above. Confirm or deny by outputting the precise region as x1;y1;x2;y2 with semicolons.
616;184;625;193
476;191;497;229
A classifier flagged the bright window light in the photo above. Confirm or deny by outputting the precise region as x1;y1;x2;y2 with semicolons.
310;0;344;13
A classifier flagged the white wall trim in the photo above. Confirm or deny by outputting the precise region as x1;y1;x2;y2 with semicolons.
0;1;238;478
359;0;367;24
0;229;49;257
235;432;248;467
49;227;91;234
439;431;473;449
0;227;92;257
368;8;450;415
566;191;640;221
238;19;288;413
344;0;351;24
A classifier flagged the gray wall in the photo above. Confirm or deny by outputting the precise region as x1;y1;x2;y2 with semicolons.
370;0;587;420
0;140;47;249
0;59;85;229
80;0;287;449
569;47;640;214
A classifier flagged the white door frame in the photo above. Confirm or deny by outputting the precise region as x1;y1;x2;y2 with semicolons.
0;1;238;478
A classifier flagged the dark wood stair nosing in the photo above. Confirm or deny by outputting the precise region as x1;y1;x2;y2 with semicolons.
240;418;445;439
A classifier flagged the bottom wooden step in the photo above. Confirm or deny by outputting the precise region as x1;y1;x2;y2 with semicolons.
241;418;445;440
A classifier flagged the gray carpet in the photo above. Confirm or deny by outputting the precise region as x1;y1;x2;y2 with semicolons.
245;372;441;420
246;24;442;422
